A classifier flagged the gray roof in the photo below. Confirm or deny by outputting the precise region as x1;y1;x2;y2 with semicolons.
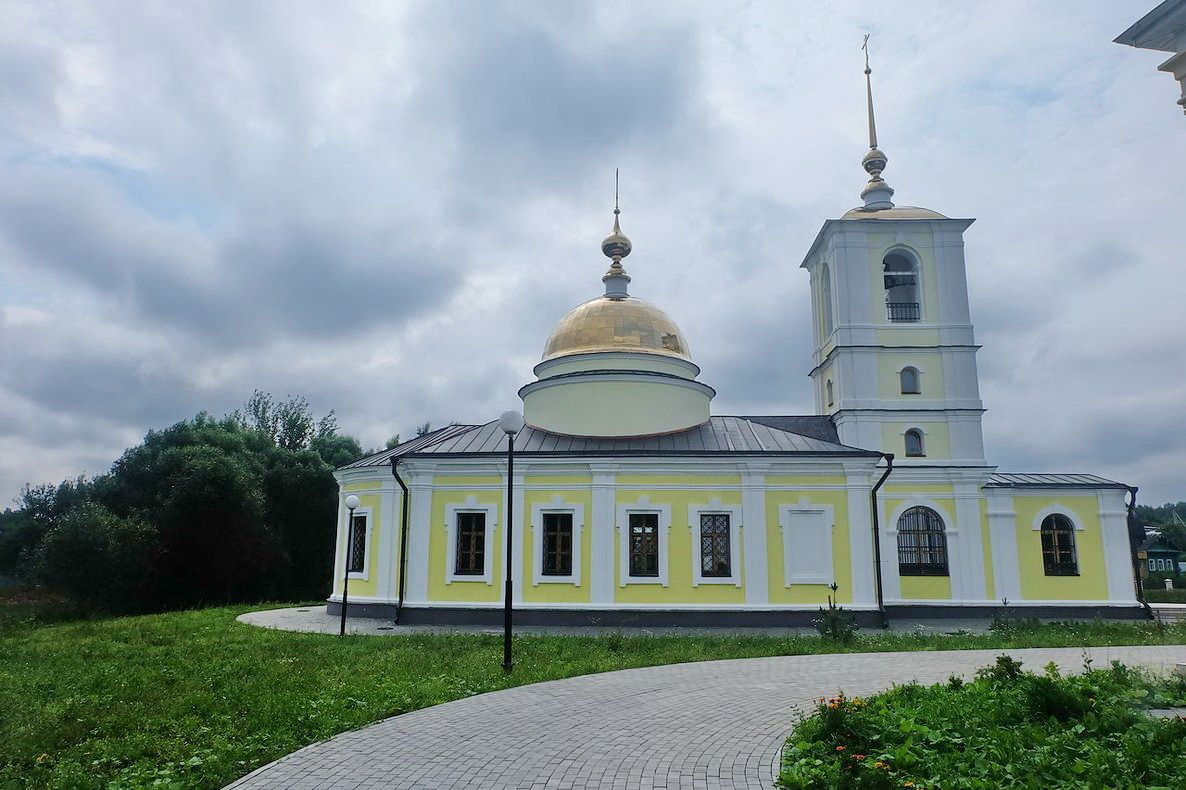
339;416;875;470
986;473;1128;489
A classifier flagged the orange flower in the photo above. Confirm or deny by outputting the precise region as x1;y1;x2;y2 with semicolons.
853;754;866;761
835;745;846;751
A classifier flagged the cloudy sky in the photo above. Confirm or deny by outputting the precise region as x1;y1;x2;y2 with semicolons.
1;1;1182;505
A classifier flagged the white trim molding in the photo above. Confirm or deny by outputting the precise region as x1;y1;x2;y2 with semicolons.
444;495;498;585
778;498;836;586
530;495;585;586
617;496;672;587
687;498;743;587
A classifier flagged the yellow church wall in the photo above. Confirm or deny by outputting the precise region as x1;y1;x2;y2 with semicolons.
616;474;742;487
427;488;504;603
881;422;951;460
333;492;382;597
614;488;746;606
980;498;995;600
434;475;502;487
883;483;955;497
522;488;593;604
1013;495;1109;601
765;489;853;605
876;351;946;399
523;474;594;486
899;575;952;600
765;475;846;487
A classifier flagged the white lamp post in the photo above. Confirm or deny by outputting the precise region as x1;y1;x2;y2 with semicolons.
498;409;525;672
340;494;360;636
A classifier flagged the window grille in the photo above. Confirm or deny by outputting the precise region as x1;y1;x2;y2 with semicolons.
347;513;367;573
541;512;573;576
700;514;732;578
454;512;486;576
896;507;948;576
628;513;660;577
1040;514;1078;576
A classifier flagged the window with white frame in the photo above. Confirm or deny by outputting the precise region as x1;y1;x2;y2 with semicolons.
896;506;948;576
689;500;743;586
618;499;670;586
531;497;584;585
1149;558;1157;571
445;498;497;584
904;429;925;457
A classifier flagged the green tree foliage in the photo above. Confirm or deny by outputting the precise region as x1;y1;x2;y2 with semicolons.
1136;501;1186;551
415;421;433;437
385;434;402;449
0;393;367;613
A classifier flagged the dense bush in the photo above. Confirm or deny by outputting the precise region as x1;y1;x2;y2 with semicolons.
779;657;1186;789
0;393;367;613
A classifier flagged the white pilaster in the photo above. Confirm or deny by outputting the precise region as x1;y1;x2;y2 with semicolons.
741;466;769;605
590;466;617;605
377;488;397;599
845;471;876;606
405;470;435;604
953;484;987;601
985;491;1020;603
1098;490;1138;604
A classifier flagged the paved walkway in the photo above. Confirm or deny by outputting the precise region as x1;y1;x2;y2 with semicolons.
238;606;995;636
226;644;1186;790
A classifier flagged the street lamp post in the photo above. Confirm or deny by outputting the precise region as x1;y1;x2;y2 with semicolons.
340;494;360;637
498;409;525;673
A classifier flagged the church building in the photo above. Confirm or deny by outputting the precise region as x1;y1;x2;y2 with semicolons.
327;61;1144;625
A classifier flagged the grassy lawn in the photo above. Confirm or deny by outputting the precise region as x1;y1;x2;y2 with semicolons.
1147;588;1186;604
2;605;1186;789
779;656;1186;788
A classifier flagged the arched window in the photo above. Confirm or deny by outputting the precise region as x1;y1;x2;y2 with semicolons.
883;252;919;321
904;429;925;457
826;379;834;407
897;506;948;576
1041;514;1078;576
900;366;921;394
820;263;834;336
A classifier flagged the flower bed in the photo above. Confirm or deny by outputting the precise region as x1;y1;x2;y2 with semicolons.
779;656;1186;789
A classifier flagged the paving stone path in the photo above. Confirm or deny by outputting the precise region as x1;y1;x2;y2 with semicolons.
226;644;1186;790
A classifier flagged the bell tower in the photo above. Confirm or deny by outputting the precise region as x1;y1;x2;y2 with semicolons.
800;42;986;466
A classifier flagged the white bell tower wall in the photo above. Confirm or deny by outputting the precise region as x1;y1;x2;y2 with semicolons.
802;214;986;466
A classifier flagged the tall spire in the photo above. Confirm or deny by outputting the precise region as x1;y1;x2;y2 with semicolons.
859;34;895;210
601;168;632;299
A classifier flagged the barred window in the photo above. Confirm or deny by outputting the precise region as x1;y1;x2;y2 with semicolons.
1040;514;1078;576
347;513;367;574
541;512;573;576
896;506;948;576
700;514;732;578
628;513;660;577
455;512;486;576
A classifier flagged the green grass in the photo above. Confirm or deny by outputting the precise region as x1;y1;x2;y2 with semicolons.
1146;588;1186;603
2;607;1186;789
779;656;1186;789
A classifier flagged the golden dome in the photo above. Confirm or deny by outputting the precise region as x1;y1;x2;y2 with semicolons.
542;295;691;361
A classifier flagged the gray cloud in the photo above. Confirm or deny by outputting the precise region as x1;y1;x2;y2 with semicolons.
1;0;1184;506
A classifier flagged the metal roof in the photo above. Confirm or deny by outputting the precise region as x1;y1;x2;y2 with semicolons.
985;473;1128;489
339;416;875;470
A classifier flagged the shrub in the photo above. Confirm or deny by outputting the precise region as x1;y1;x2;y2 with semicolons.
813;583;858;643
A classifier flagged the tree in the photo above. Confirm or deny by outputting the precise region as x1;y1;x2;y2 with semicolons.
0;477;92;581
415;421;433;437
310;434;364;469
385;434;402;449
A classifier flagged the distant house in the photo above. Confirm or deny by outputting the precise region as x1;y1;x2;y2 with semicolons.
1140;531;1183;575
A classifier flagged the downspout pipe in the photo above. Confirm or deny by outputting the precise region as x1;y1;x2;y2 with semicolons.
391;457;411;625
1125;485;1153;619
870;453;894;628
